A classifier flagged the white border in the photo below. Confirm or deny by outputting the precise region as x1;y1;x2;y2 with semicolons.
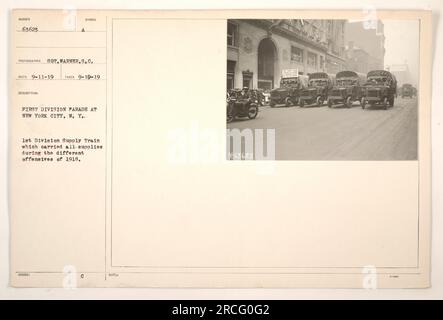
1;0;442;299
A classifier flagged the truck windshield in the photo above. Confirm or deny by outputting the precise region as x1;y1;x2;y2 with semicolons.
367;77;389;85
281;79;297;87
336;79;356;86
309;79;327;87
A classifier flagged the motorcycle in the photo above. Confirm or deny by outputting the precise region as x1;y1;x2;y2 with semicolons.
226;94;259;123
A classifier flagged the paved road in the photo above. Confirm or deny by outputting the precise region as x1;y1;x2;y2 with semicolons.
227;97;418;160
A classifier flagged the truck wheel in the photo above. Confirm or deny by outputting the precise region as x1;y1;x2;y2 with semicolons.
383;97;388;110
346;96;352;108
361;98;366;109
389;97;395;107
285;97;292;107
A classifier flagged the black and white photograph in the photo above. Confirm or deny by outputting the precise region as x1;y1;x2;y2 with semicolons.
226;19;419;160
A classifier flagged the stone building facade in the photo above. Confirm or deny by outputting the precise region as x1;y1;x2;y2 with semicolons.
344;20;385;74
227;19;346;90
345;43;383;74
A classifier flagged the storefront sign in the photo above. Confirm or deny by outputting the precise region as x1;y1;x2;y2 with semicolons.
281;68;298;78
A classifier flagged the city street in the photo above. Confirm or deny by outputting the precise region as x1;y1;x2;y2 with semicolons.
227;97;418;160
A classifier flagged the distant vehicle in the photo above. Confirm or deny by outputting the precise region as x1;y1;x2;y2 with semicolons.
261;89;271;105
256;88;270;106
361;70;397;110
269;75;309;107
227;88;259;123
299;72;335;107
401;83;414;98
327;71;366;108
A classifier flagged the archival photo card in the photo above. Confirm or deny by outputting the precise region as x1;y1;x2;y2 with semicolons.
9;10;431;288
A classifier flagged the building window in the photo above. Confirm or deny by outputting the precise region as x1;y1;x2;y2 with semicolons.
307;52;317;67
258;80;272;90
291;46;303;63
227;22;238;47
242;71;253;89
227;60;236;90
